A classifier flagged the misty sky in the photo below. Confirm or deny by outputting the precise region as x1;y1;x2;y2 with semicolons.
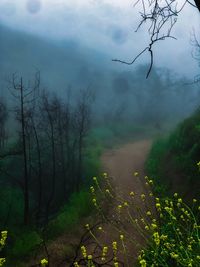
0;0;200;77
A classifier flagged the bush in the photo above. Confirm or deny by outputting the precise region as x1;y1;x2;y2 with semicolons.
145;108;200;199
69;174;200;267
46;190;92;239
10;230;42;259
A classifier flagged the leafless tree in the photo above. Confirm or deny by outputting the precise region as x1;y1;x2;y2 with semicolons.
113;0;200;78
73;88;94;192
8;72;40;225
0;98;8;149
40;91;58;223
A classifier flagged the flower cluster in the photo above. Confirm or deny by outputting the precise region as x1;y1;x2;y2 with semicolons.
40;258;48;266
0;231;7;267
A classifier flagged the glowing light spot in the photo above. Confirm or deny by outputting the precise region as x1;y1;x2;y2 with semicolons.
26;0;41;14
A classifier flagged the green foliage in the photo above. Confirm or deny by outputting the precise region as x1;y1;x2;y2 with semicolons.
0;187;24;227
83;137;103;182
137;196;200;267
47;190;92;239
88;123;149;149
10;229;42;259
146;108;200;198
145;138;169;195
74;174;200;267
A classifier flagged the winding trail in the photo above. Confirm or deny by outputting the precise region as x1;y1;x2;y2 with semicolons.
101;139;153;197
93;139;154;265
27;139;153;267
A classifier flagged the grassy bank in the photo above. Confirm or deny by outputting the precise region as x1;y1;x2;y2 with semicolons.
145;108;200;200
4;122;152;266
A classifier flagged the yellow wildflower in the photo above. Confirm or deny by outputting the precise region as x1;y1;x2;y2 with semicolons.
139;259;147;267
112;241;117;250
40;258;48;267
81;246;87;258
170;252;179;259
153;232;160;246
151;223;157;229
120;235;124;240
178;198;182;203
85;224;90;230
90;186;95;193
0;258;6;267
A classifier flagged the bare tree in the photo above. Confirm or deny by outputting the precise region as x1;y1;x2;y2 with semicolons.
40;91;58;223
8;72;40;225
113;0;200;77
0;98;8;149
73;88;94;192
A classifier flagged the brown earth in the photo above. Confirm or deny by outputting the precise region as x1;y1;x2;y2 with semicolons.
27;139;153;267
101;139;153;196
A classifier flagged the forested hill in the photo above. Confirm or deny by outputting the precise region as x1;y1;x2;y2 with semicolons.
0;23;199;128
0;23;110;94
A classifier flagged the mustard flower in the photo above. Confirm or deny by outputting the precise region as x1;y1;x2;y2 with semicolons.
120;234;124;240
0;258;6;267
40;258;48;267
170;252;179;259
139;259;147;267
153;232;160;246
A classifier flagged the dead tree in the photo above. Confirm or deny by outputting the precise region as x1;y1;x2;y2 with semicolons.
41;92;57;223
113;0;200;77
8;72;40;225
73;88;93;192
25;105;43;225
0;98;8;149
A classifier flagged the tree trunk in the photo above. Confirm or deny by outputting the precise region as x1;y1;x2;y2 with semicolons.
20;77;29;225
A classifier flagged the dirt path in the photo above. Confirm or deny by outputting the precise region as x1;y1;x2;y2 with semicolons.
90;139;154;265
60;139;153;266
101;139;153;197
27;139;153;267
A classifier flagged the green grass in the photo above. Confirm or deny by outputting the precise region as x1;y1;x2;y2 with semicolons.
46;190;93;239
145;108;200;199
2;122;163;265
145;138;170;195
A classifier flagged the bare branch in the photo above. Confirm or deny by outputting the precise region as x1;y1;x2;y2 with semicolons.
113;0;197;77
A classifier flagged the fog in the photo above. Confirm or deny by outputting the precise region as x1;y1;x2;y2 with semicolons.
1;0;200;243
0;0;200;129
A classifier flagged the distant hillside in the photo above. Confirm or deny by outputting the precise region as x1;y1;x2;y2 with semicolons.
0;23;111;95
0;23;199;127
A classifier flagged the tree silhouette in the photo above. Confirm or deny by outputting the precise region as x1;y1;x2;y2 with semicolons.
113;0;200;77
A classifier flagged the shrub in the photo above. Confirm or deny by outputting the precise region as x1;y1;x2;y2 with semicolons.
68;173;200;267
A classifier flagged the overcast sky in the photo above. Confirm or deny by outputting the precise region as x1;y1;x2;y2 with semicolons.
0;0;200;77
